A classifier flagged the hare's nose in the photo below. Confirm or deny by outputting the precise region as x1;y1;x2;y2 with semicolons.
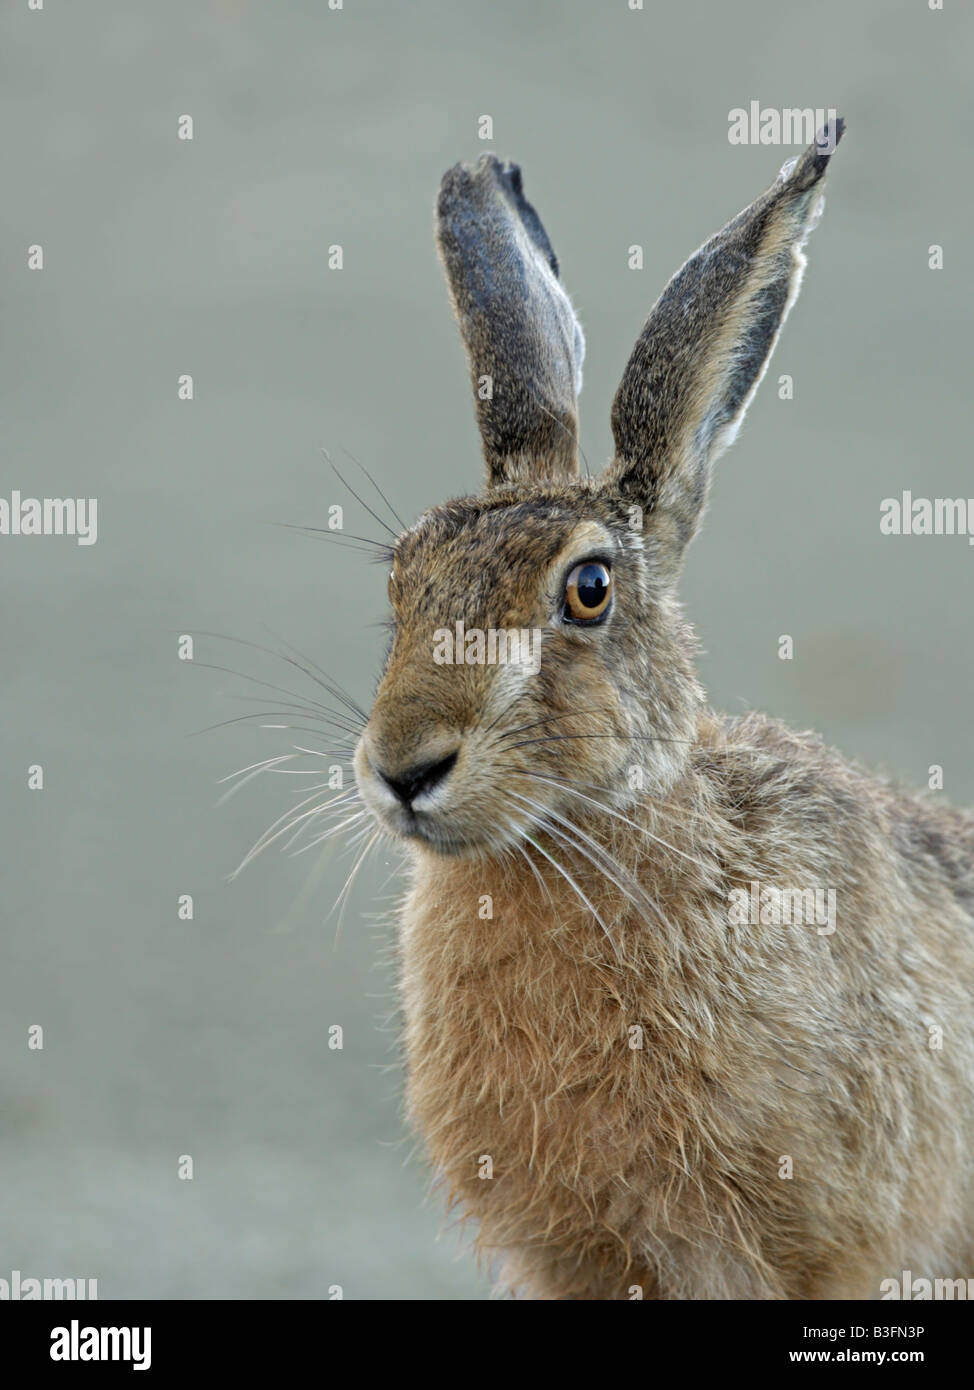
376;749;459;807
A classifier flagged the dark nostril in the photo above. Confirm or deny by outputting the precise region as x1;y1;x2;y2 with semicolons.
376;750;459;807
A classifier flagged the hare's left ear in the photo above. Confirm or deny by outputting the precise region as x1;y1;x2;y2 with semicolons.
604;119;844;571
436;155;585;488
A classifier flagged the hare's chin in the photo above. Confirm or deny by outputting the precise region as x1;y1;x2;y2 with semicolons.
376;811;493;858
361;795;514;858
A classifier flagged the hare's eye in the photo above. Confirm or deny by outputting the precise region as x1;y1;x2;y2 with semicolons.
563;561;612;624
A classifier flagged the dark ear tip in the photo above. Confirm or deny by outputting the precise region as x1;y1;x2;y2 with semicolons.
785;114;846;192
499;160;524;196
475;152;504;176
476;155;525;203
435;154;560;280
817;114;846;157
436;153;516;217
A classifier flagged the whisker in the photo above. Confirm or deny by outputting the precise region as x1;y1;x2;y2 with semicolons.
518;825;622;962
191;630;369;726
504;732;696;753
512;836;555;909
482;689;527;737
510;789;664;935
219;752;297;785
193;711;358;747
271;521;394;556
247;724;357;748
281;779;349;800
329;829;382;938
328;458;399;541
259;623;373;726
275;517;392;550
231;788;359;877
285;806;366;855
291;743;356;760
513;770;711;871
498;709;584;741
219;695;363;735
295;810;371;858
216;753;301;805
507;795;625;952
337;445;408;532
186;657;360;729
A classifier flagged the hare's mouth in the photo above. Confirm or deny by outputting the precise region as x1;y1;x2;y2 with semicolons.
366;800;498;858
363;790;542;860
399;814;487;856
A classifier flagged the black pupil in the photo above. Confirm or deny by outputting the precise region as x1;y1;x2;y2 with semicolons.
576;564;608;610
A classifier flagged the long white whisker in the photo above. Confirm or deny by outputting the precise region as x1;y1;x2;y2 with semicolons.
513;769;710;871
219;753;297;785
511;833;554;908
231;788;359;877
510;790;663;934
217;754;299;805
330;830;382;943
281;806;355;855
289;809;368;856
516;820;622;961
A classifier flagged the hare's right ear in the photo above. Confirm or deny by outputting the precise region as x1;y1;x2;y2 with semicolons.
436;155;585;488
604;119;844;573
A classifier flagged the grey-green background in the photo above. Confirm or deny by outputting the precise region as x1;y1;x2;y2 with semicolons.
2;0;971;1299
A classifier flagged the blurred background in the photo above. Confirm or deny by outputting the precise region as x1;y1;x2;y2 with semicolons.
1;0;971;1299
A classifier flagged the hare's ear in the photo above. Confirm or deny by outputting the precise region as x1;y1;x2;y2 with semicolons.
436;155;585;488
604;118;844;571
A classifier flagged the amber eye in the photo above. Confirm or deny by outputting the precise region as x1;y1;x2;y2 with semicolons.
563;561;612;623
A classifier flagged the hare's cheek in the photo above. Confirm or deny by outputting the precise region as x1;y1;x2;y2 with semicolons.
484;651;544;719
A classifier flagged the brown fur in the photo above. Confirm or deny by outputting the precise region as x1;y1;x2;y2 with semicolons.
352;123;974;1299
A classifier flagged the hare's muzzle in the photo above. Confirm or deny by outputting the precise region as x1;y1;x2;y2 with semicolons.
354;730;471;851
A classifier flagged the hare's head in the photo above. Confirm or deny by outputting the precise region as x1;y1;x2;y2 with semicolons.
355;124;844;857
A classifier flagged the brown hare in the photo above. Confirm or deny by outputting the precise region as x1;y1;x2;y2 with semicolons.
352;120;974;1299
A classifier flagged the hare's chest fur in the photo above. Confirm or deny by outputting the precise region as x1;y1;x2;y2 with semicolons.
397;853;787;1298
